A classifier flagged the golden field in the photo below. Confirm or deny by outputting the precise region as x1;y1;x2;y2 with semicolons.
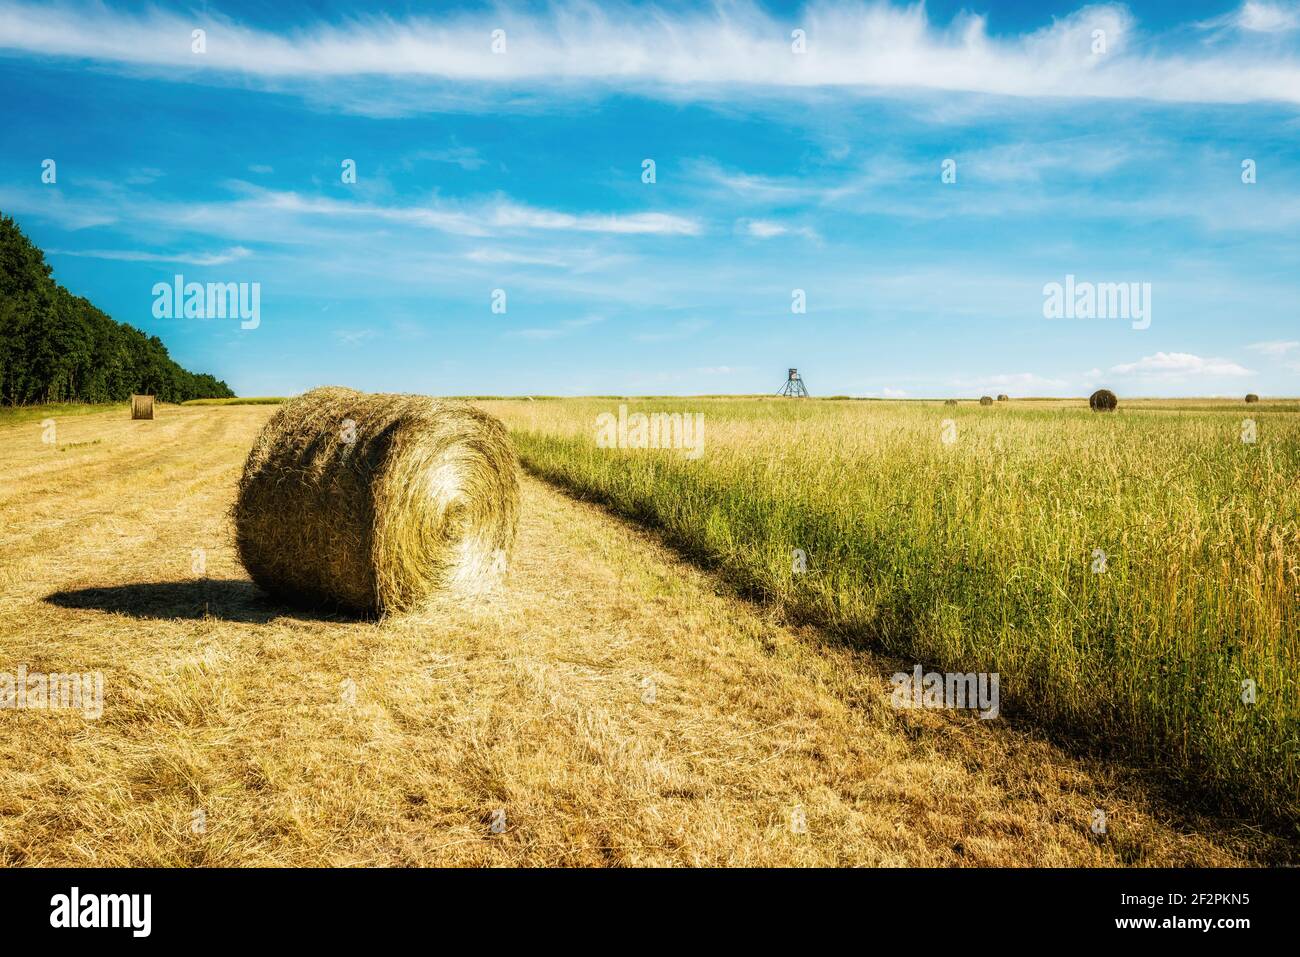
484;396;1300;827
0;401;1295;865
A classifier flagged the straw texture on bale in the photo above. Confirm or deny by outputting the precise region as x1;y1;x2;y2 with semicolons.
979;396;993;406
131;394;155;420
996;394;1009;402
944;399;958;406
1245;393;1260;403
233;387;519;615
1089;389;1118;412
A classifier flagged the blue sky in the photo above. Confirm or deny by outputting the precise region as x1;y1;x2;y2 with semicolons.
1;0;1297;397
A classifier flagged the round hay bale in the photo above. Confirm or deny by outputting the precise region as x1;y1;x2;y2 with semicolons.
979;395;993;406
1245;393;1260;403
233;387;519;615
943;399;958;406
1089;388;1118;412
131;394;155;420
996;394;1009;402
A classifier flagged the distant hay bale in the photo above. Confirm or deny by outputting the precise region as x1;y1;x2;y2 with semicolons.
944;399;958;406
1089;389;1118;412
979;396;993;406
232;386;520;616
130;394;155;420
996;394;1009;402
1245;393;1260;403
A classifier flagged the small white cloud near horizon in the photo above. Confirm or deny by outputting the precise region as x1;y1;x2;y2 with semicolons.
1110;351;1253;378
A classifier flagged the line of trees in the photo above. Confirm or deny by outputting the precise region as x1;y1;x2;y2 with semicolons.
0;213;234;405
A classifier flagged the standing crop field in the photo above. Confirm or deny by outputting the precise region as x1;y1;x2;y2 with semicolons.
483;398;1300;824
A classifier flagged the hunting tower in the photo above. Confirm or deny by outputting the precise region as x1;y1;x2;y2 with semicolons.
777;368;809;397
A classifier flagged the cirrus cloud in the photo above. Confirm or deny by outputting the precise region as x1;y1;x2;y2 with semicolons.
1;1;1299;108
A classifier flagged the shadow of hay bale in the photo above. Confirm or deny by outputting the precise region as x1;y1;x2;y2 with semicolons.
45;579;361;623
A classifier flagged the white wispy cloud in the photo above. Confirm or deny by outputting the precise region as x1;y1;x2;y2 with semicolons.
745;219;788;239
953;372;1070;393
249;189;698;236
46;245;252;266
402;146;485;171
1204;1;1300;33
1110;352;1253;378
700;165;827;203
1240;1;1300;31
152;185;701;238
955;140;1135;183
508;314;605;340
691;149;1300;236
740;219;820;240
124;167;164;185
464;248;570;267
1246;339;1300;356
635;318;709;342
1;1;1298;105
333;328;378;346
491;204;700;236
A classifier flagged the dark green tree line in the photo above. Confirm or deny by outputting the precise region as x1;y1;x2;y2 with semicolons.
0;213;235;405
